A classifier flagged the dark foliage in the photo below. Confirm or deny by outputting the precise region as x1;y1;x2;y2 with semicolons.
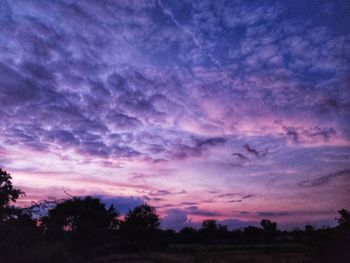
308;227;349;263
0;168;25;221
199;220;230;243
178;227;200;243
42;196;119;256
337;208;350;226
120;204;166;250
260;219;277;242
123;203;160;232
0;169;59;262
243;226;265;243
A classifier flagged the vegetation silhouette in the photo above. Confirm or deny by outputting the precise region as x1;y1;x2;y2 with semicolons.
119;204;166;250
260;219;277;242
337;208;350;226
0;168;348;262
0;169;41;262
199;219;230;243
42;196;119;256
0;168;25;221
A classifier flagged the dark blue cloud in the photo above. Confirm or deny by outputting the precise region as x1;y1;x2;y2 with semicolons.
161;208;259;231
298;169;350;188
183;205;221;217
218;193;255;203
256;211;290;217
161;208;188;230
95;195;144;215
220;219;259;230
47;130;80;147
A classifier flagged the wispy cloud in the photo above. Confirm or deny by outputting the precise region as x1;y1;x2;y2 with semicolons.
298;169;350;187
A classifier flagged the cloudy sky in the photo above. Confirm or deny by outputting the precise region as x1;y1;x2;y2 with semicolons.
0;0;349;230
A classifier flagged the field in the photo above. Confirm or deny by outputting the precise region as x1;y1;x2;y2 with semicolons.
94;245;307;263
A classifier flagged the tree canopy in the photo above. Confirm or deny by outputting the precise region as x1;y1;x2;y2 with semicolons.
337;209;350;226
0;169;25;221
42;196;119;232
260;219;277;232
123;203;160;232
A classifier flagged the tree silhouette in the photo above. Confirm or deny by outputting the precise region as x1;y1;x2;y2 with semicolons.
0;169;42;262
260;219;277;242
260;219;277;232
120;204;162;250
243;226;265;244
200;219;219;242
199;219;229;243
201;219;218;232
42;196;119;255
305;224;314;233
0;168;25;221
309;209;349;263
123;203;160;232
42;196;118;232
179;227;199;243
337;209;350;226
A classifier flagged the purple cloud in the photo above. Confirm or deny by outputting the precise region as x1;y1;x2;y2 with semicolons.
298;169;350;188
0;0;349;229
95;195;144;215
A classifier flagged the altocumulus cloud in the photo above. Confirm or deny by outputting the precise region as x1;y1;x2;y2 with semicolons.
0;0;349;228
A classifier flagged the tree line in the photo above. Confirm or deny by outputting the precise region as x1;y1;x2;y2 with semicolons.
0;168;349;262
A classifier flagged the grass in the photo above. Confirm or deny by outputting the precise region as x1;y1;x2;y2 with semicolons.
93;244;307;263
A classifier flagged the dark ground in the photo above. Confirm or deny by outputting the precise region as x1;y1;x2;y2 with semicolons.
93;244;307;263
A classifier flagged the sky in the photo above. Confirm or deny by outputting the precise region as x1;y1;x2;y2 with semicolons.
0;0;349;230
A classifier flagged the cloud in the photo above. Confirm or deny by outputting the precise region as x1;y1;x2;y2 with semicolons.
195;137;227;148
256;211;290;217
190;210;219;217
298;169;350;187
184;206;221;217
181;202;198;206
160;207;259;230
218;193;256;203
148;189;186;198
161;208;188;230
106;113;142;130
231;143;268;164
47;130;80;147
164;135;227;160
232;153;249;161
243;144;268;157
149;190;172;196
220;219;259;230
240;211;250;215
0;0;349;229
96;195;144;215
278;122;338;144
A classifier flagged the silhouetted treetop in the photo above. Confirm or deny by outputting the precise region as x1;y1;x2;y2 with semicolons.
201;219;218;232
305;224;314;233
0;169;24;208
123;203;160;232
260;219;278;242
0;168;25;221
260;219;277;232
337;209;350;226
42;196;119;232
